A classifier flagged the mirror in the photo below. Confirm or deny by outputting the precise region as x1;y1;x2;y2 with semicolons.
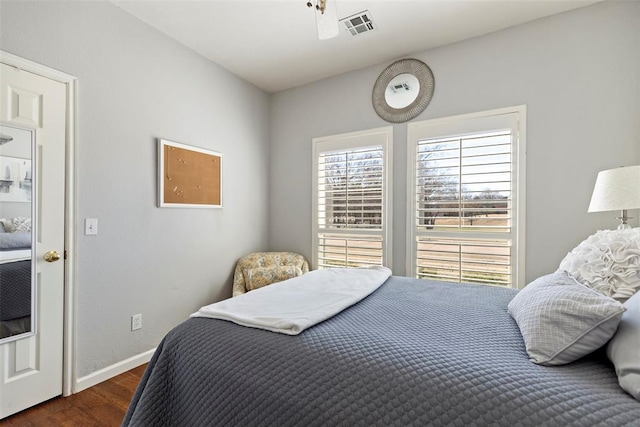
0;124;35;343
372;58;435;123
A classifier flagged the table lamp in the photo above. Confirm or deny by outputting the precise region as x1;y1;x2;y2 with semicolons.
588;165;640;229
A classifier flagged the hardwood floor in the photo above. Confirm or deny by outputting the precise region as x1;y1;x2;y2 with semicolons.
1;364;147;426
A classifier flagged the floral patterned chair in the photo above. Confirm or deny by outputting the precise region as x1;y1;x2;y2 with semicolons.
232;252;309;297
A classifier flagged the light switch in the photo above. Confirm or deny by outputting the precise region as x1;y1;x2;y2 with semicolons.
85;218;98;235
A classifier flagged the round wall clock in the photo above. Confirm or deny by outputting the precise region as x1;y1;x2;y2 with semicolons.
372;58;435;123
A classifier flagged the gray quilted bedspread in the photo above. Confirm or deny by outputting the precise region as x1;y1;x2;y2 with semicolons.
0;259;31;321
123;277;640;426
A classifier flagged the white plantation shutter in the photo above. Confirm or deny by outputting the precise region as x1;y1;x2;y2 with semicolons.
313;127;392;269
408;108;525;287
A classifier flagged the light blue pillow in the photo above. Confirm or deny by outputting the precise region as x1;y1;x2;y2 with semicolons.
607;291;640;400
0;232;31;250
508;270;625;366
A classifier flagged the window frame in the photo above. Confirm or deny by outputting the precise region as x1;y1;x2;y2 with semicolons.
406;106;526;288
312;126;393;270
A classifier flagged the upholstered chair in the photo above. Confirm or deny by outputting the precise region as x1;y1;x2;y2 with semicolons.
232;252;309;297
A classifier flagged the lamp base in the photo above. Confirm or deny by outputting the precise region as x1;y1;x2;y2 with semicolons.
616;209;633;230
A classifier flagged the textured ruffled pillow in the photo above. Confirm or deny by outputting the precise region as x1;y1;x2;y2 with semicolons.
0;217;32;233
559;228;640;302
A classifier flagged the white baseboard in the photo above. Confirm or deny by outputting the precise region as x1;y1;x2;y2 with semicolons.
74;348;156;393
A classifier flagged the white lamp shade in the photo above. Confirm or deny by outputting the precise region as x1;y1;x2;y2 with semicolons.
588;165;640;212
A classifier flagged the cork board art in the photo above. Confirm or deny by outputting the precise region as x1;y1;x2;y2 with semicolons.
158;139;222;208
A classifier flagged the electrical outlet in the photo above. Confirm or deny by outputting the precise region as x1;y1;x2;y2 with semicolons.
131;313;142;331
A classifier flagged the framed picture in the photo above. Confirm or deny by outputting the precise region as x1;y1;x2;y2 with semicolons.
0;124;34;204
0;155;32;203
157;139;222;208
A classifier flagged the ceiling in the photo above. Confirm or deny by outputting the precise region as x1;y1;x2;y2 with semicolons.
112;0;603;93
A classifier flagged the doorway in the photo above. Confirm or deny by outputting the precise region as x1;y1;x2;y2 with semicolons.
0;51;77;419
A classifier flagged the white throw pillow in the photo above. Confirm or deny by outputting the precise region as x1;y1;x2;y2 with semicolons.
559;228;640;302
607;291;640;400
1;217;32;233
508;270;625;366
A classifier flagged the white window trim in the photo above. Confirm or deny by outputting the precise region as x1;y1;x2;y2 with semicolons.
406;106;526;288
312;126;393;270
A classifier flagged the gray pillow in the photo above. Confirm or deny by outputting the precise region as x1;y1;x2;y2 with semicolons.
0;232;31;250
508;270;625;366
607;291;640;400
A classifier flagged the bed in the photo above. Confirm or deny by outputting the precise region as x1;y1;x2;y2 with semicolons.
0;231;32;339
123;275;640;426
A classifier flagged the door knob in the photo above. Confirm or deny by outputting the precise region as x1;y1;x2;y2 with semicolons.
44;251;61;262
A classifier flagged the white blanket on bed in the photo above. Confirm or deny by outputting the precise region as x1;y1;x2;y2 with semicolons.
191;266;392;335
0;250;31;263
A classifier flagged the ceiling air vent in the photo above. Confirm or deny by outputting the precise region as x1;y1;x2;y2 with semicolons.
339;10;376;36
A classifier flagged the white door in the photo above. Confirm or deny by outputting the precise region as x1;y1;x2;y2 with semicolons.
0;63;67;418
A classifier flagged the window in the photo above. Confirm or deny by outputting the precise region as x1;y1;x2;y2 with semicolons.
313;127;393;269
407;107;525;287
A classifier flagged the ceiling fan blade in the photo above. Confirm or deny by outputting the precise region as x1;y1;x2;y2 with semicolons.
316;0;339;40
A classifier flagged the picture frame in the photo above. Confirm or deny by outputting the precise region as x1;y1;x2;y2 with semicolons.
0;155;32;203
157;139;222;208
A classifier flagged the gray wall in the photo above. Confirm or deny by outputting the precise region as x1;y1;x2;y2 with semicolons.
0;1;270;377
269;0;640;283
0;204;30;220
